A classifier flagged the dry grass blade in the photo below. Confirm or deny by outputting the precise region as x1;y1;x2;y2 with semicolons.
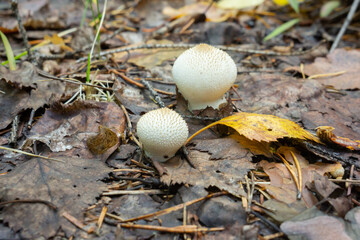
0;146;64;163
97;206;108;232
102;190;166;196
120;224;224;233
111;70;175;95
290;151;303;199
120;191;227;223
276;153;301;199
308;71;346;79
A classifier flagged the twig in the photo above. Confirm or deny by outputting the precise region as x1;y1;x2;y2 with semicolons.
97;206;108;233
37;69;114;92
330;0;360;52
76;41;326;63
329;179;360;184
140;79;165;108
117;101;142;148
111;175;161;186
121;191;227;223
11;0;32;61
120;224;224;234
9;115;19;144
181;115;220;121
27;109;35;129
111;70;174;95
102;189;166;196
0;199;57;210
0;146;65;163
250;210;282;233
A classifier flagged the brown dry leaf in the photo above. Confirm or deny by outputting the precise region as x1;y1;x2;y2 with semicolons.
113;40;184;69
258;147;341;205
161;138;255;197
280;207;360;240
186;112;320;145
262;199;308;223
0;0;67;32
317;126;360;150
26;100;125;161
297;49;360;89
87;126;120;155
162;1;235;22
0;62;66;130
0;157;110;239
44;34;74;52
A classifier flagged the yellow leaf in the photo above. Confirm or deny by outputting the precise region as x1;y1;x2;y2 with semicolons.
272;0;303;6
230;133;273;157
186;112;320;144
44;34;74;52
272;0;289;6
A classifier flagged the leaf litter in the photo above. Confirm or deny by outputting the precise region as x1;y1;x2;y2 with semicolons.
1;0;360;239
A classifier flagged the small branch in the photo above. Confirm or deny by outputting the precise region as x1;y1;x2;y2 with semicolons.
140;79;165;108
120;224;224;234
330;0;360;52
0;199;57;210
76;41;326;63
9;115;19;144
11;0;32;61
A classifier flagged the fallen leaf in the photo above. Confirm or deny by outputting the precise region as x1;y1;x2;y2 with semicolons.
0;157;110;238
113;40;184;69
0;62;66;130
162;1;234;23
44;34;74;52
217;0;264;9
258;147;341;205
293;49;360;89
280;207;359;240
26;100;125;161
161;138;255;197
317;126;360;150
262;199;308;223
87;126;120;155
186;112;320;145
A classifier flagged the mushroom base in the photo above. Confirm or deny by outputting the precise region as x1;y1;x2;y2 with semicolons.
144;150;177;163
188;97;227;112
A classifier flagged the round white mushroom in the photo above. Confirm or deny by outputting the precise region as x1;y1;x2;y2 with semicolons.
136;108;189;162
172;43;237;111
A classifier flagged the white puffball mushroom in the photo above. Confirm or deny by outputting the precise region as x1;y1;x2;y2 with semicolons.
172;43;237;111
136;108;189;162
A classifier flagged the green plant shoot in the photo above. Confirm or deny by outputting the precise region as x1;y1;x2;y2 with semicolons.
0;30;16;70
263;18;300;42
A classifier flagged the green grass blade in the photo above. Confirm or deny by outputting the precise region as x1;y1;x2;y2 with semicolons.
263;18;300;42
0;30;16;70
288;0;299;14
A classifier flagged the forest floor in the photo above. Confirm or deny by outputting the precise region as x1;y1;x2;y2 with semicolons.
1;0;360;239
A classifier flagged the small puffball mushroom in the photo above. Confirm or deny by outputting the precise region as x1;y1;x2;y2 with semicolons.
136;108;189;162
172;43;237;111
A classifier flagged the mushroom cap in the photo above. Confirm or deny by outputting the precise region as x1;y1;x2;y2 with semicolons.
136;108;189;162
172;44;237;111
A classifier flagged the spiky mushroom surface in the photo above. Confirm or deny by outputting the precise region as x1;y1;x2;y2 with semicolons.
172;44;237;111
136;108;189;162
